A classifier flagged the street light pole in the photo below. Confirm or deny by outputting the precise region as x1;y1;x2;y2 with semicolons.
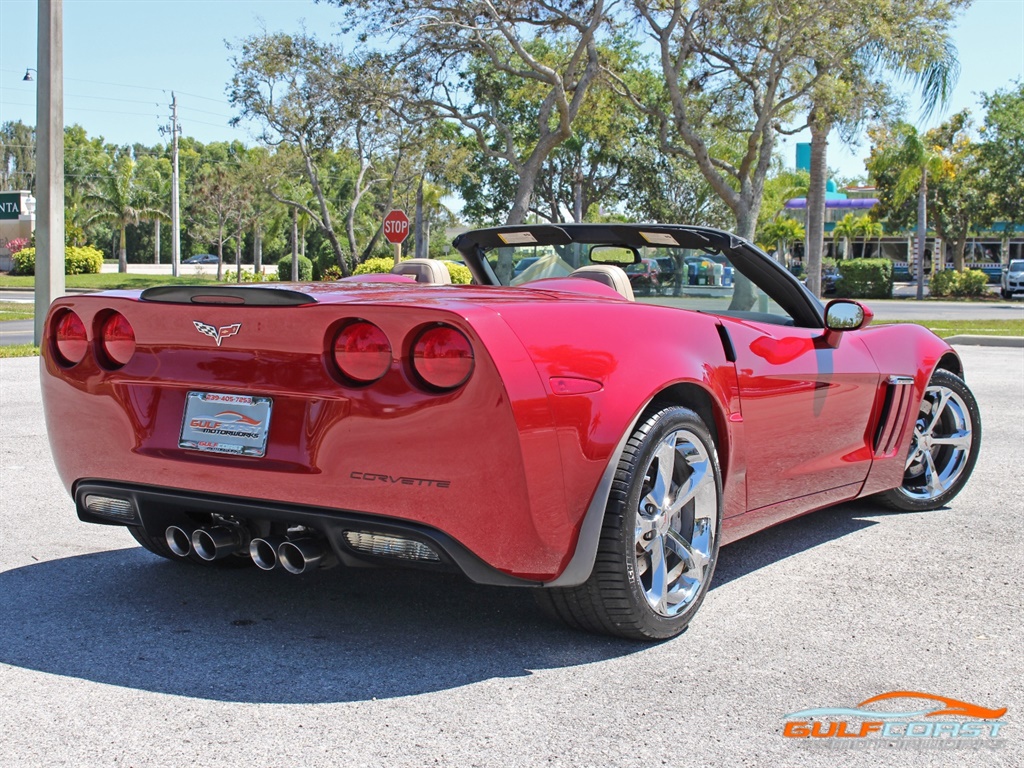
33;0;64;346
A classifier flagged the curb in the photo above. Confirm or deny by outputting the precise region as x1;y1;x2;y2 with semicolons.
946;335;1024;348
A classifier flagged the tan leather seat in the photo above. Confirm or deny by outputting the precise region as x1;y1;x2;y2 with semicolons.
391;258;452;284
570;265;634;301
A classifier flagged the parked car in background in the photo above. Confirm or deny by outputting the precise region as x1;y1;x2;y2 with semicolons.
184;254;219;265
654;256;677;291
625;258;661;296
1001;259;1024;298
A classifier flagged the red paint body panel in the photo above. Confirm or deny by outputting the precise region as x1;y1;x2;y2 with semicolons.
40;279;959;583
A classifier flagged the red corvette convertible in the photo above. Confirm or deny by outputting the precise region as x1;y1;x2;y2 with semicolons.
40;224;980;640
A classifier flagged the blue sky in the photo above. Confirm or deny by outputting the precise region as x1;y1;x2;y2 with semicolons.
1;0;1022;183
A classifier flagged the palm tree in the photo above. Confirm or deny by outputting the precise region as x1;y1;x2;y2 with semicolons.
760;217;805;266
85;154;164;273
857;216;885;258
136;156;172;265
832;213;860;260
869;123;945;299
802;2;960;297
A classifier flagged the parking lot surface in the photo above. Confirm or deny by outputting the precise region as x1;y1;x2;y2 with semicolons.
0;348;1021;767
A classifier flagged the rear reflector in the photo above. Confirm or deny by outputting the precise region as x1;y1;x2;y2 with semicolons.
411;325;473;390
99;312;136;367
343;531;440;562
53;310;88;366
333;321;392;383
83;494;136;521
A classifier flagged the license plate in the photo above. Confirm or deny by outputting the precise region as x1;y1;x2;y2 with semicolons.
179;392;273;457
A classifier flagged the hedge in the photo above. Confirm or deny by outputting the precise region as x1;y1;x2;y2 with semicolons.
277;255;313;281
353;257;395;276
835;258;893;299
12;246;104;276
929;268;989;298
443;261;472;284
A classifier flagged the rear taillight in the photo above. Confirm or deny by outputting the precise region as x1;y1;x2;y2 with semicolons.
411;325;473;390
99;312;136;367
53;310;88;366
333;321;392;383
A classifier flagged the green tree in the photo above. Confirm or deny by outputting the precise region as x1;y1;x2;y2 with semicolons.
84;152;163;273
979;81;1024;234
832;213;861;259
332;0;607;225
0;120;35;190
866;122;945;298
801;0;963;296
760;217;805;265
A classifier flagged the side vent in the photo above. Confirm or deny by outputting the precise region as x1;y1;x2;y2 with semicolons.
141;286;317;306
873;375;916;457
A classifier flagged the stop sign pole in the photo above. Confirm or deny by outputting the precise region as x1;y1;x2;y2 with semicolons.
383;209;410;263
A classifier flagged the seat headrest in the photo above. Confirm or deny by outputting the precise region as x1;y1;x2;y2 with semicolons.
391;258;452;285
569;265;634;301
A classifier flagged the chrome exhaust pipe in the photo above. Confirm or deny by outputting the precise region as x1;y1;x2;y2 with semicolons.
165;525;194;557
249;536;287;571
278;537;325;574
191;526;247;561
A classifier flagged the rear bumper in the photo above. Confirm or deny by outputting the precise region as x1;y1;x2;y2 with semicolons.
74;480;540;587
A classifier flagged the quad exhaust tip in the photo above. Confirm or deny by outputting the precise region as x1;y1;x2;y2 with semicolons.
192;526;247;561
249;536;287;571
165;525;193;557
277;537;325;574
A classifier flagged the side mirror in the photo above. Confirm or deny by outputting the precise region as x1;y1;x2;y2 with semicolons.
823;299;873;347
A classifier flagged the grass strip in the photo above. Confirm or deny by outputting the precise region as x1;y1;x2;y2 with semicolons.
0;273;219;290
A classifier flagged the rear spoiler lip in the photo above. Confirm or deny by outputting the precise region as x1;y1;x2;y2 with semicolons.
140;285;318;306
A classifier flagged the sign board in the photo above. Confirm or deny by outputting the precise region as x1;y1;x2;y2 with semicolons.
0;192;22;221
383;209;410;244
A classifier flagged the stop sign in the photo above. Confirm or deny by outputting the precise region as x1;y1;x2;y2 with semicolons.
383;209;410;244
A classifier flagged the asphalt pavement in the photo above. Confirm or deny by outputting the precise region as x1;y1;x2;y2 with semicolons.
0;347;1021;767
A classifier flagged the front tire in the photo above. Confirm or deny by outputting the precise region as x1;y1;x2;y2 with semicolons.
536;407;723;640
875;369;981;512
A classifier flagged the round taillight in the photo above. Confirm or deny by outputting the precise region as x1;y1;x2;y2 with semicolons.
100;312;136;367
53;310;88;366
412;325;474;390
333;321;392;383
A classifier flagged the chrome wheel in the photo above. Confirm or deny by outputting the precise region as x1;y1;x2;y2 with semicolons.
902;383;974;501
533;406;722;640
634;428;718;617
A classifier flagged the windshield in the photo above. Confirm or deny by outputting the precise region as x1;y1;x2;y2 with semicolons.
1009;260;1024;272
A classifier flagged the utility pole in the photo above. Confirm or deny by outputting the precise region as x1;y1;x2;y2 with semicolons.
161;94;182;275
170;93;181;276
34;0;64;346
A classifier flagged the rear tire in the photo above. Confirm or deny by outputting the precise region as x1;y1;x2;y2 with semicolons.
536;406;723;640
875;369;980;512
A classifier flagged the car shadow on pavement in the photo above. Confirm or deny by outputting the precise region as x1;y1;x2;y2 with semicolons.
713;499;901;588
0;546;641;704
0;499;904;704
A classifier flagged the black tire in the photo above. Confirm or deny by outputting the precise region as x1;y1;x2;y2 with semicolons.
875;369;981;512
127;525;253;568
1002;288;1011;299
535;406;723;640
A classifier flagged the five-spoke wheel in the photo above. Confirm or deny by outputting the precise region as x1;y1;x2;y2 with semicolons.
536;406;722;640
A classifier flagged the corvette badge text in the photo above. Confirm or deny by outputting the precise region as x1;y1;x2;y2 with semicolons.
351;471;451;488
783;691;1007;750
